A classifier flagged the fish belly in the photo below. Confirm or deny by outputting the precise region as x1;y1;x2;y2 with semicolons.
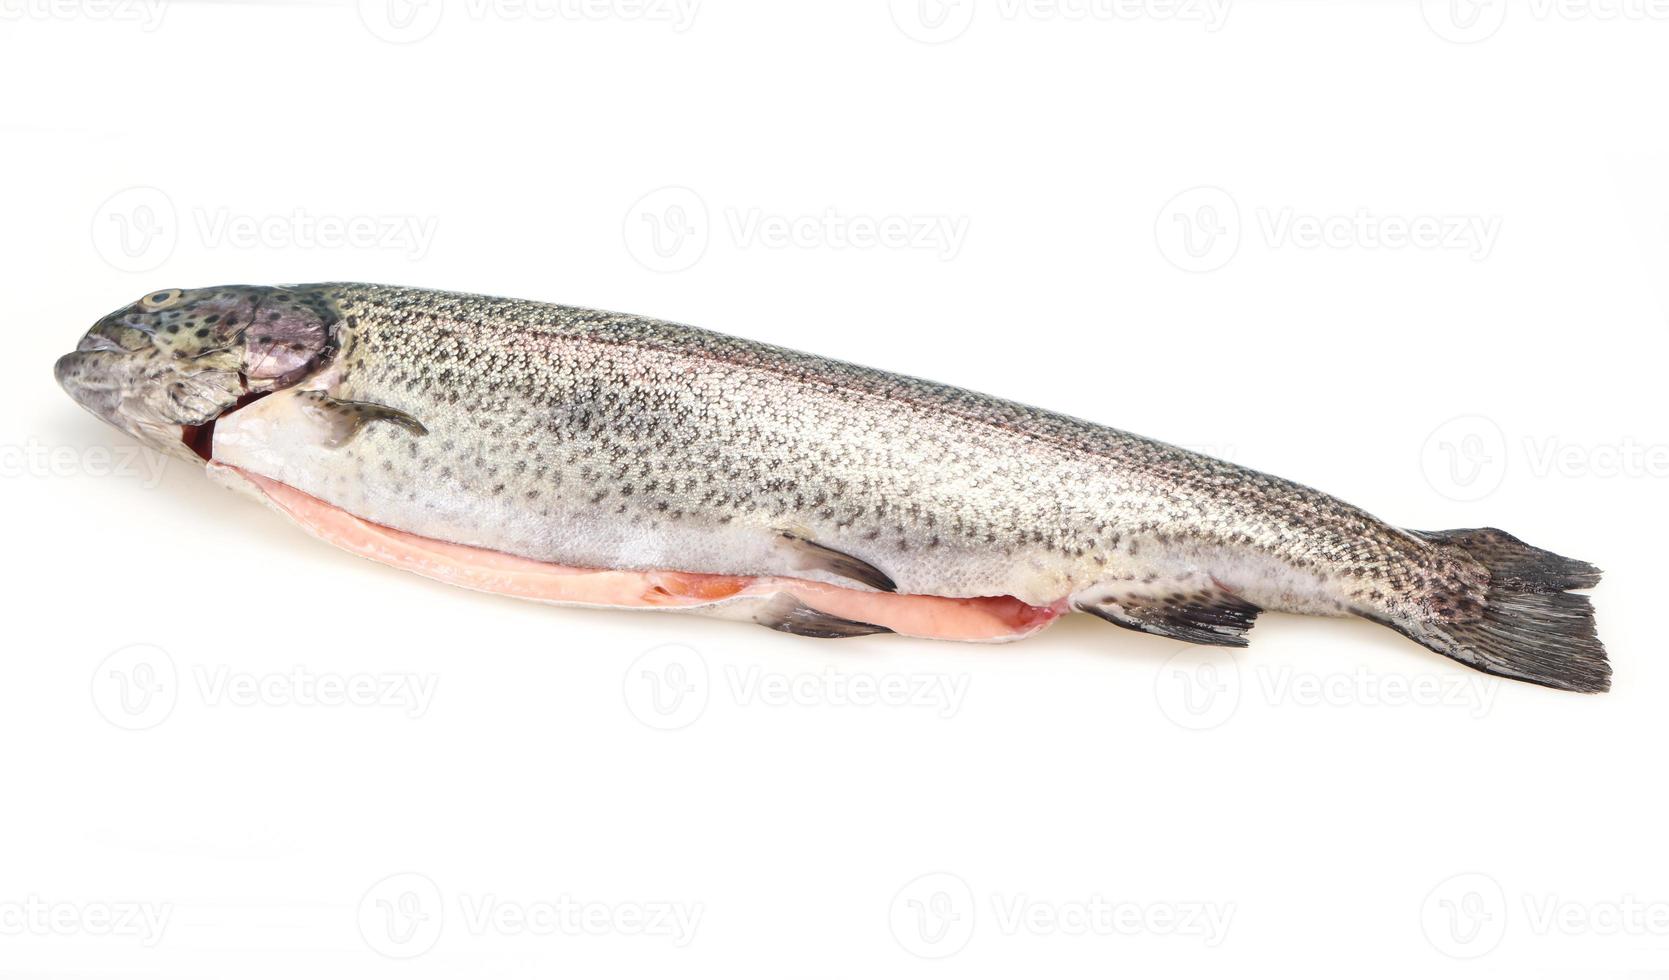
207;462;1064;641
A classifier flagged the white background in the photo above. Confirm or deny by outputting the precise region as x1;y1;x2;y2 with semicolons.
3;1;1666;976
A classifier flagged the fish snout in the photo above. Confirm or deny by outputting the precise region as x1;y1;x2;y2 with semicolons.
55;348;116;403
54;346;212;460
53;349;79;389
54;348;138;440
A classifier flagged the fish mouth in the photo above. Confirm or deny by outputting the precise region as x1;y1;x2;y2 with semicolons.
73;333;127;355
54;348;272;464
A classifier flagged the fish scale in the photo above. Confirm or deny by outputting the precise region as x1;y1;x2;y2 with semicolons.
320;284;1413;603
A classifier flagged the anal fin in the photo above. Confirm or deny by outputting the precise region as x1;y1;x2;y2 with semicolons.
752;593;893;639
1075;577;1262;648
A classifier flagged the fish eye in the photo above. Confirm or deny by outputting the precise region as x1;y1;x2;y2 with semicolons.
139;289;184;311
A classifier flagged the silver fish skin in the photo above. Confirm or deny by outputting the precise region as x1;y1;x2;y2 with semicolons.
55;284;1609;692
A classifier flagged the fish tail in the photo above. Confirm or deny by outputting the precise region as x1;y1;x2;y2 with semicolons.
1379;528;1609;693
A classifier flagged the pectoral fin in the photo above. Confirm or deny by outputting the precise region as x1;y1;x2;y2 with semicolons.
1074;577;1261;647
295;390;428;448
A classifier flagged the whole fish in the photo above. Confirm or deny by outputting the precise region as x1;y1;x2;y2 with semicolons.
55;284;1608;692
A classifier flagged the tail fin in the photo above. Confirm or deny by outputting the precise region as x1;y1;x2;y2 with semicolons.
1396;528;1609;693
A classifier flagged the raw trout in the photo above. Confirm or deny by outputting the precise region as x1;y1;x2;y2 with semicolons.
54;284;1609;691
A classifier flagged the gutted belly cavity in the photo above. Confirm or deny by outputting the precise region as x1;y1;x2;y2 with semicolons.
210;464;1064;642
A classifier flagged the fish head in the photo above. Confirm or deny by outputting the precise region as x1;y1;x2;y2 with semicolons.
55;285;337;460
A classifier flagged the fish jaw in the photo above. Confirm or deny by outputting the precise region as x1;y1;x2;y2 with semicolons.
207;462;1065;642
